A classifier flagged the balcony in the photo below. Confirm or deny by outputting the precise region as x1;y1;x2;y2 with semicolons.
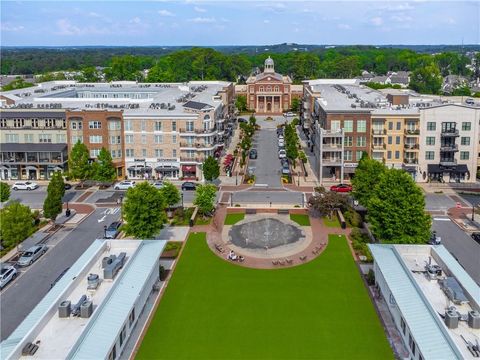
440;159;457;166
372;129;386;136
404;158;418;165
322;143;342;150
440;129;459;137
440;144;459;152
179;127;217;135
372;143;386;150
404;129;420;136
179;156;206;163
321;158;342;165
404;143;419;150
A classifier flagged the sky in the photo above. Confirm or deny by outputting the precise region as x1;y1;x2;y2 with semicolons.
1;1;479;46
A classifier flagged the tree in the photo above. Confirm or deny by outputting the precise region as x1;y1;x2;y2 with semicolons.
351;154;387;207
235;95;247;112
0;202;35;250
368;169;431;244
290;98;300;112
123;182;166;238
308;191;348;219
43;171;65;221
202;156;220;182
409;63;443;94
0;182;10;202
93;147;116;182
68;141;91;181
193;184;217;217
159;181;181;209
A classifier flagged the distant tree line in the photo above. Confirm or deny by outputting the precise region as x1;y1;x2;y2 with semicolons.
2;47;479;95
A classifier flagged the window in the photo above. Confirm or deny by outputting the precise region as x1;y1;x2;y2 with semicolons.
395;136;401;145
155;121;162;131
460;151;469;160
141;135;147;144
357;120;366;132
126;149;134;157
387;151;392;159
344;120;353;132
395;150;400;159
356;136;366;147
462;122;471;131
396;121;401;130
344;150;352;161
129;308;136;327
90;149;101;158
108;345;116;360
5;134;19;143
344;136;353;147
39;134;52;143
141;120;146;131
119;325;126;347
427;122;436;131
388;136;392;145
56;134;66;143
426;137;435;145
125;135;133;144
24;134;34;142
124;120;132;131
155;135;163;144
109;136;121;144
172;135;177;144
172;149;177;158
331;120;341;132
70;121;82;130
142;149;147;157
89;135;103;144
71;135;83;144
425;151;435;160
108;120;121;130
172;121;177;132
461;137;471;146
155;149;164;158
388;122;393;130
110;150;117;158
356;151;363;161
88;121;102;129
400;318;406;335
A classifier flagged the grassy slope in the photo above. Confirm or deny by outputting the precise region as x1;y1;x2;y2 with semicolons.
289;213;311;226
224;213;245;225
137;233;392;360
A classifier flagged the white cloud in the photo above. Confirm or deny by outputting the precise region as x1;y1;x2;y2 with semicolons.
337;24;351;30
158;9;174;17
188;17;215;23
1;23;25;32
263;19;270;24
194;6;206;13
255;3;287;13
129;17;141;24
391;14;413;22
446;18;456;25
370;17;384;26
55;18;112;36
384;3;415;11
88;12;101;18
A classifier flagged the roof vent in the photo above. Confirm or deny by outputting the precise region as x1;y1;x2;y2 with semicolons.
468;311;480;329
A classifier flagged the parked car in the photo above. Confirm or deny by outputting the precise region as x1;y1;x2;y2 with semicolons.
282;167;291;175
153;181;164;189
181;182;197;191
12;181;39;191
470;232;480;245
105;221;122;239
278;134;284;140
238;118;247;123
64;183;72;190
249;149;258;159
284;112;296;117
0;266;17;289
276;128;284;135
281;158;289;167
114;180;136;190
330;184;353;193
278;150;287;159
17;244;48;267
278;139;285;147
429;231;442;245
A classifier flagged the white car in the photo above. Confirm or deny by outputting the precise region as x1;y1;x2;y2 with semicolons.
114;181;136;190
12;181;39;191
278;139;285;147
0;266;17;289
153;181;164;189
278;135;284;140
278;150;287;159
284;112;295;117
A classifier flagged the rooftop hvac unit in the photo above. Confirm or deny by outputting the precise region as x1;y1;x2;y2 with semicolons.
71;295;87;317
445;309;459;329
87;273;100;290
104;252;126;280
58;300;71;318
80;301;93;318
440;277;469;305
102;255;116;268
468;311;480;329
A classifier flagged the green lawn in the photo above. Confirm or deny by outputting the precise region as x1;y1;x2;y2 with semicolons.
289;213;311;226
137;233;392;360
224;212;245;225
194;216;212;225
323;216;341;228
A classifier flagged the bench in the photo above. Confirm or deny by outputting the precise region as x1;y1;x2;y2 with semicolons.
336;209;347;229
189;207;198;227
299;255;307;261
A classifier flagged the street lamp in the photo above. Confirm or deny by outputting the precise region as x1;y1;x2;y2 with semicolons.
119;194;124;221
65;201;71;217
181;192;184;208
235;171;238;186
103;225;107;239
472;205;476;222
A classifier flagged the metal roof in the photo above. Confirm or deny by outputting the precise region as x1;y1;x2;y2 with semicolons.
68;240;166;359
0;143;67;152
368;244;462;360
0;240;106;360
0;110;66;119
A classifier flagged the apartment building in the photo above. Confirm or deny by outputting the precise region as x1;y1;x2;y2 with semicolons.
0;80;234;181
66;110;125;178
0;109;68;180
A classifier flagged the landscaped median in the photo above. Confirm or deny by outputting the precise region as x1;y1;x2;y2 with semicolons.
136;232;393;359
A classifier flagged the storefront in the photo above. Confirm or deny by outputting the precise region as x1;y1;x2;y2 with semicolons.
427;164;469;183
181;164;197;180
154;159;180;180
403;165;418;181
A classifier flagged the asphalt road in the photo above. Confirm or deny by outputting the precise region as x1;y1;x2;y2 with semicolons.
231;190;304;206
0;208;120;340
6;186;82;209
424;194;456;212
87;188;197;206
432;216;480;285
250;128;282;188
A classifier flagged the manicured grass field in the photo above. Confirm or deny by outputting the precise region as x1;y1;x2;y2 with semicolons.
289;213;311;226
323;216;341;228
137;233;392;360
224;212;245;225
194;216;212;225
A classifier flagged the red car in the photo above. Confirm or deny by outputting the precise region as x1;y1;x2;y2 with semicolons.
330;184;352;193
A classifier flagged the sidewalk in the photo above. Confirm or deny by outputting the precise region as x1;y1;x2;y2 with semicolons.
295;125;320;188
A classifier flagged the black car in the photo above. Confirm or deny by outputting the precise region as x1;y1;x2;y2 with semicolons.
238;118;247;123
249;149;258;159
471;232;480;245
181;182;197;191
64;183;72;190
105;221;122;239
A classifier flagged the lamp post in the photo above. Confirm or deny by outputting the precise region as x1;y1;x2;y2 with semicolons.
181;192;184;209
235;171;238;186
103;225;107;239
119;194;124;221
472;205;476;222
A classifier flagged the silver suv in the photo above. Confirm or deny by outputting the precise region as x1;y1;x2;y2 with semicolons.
17;244;48;267
0;266;17;289
12;181;39;191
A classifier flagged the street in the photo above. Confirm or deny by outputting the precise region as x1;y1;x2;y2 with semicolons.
6;186;83;210
0;207;120;340
231;190;304;207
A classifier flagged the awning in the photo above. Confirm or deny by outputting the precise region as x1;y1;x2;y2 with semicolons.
0;165;10;170
428;164;442;173
155;166;179;172
127;165;152;173
182;165;196;172
25;165;38;171
452;164;468;174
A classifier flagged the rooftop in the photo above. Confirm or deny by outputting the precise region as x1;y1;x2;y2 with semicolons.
369;244;480;360
0;239;166;360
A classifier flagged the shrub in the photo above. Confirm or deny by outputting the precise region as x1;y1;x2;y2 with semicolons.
366;269;375;286
344;209;362;228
